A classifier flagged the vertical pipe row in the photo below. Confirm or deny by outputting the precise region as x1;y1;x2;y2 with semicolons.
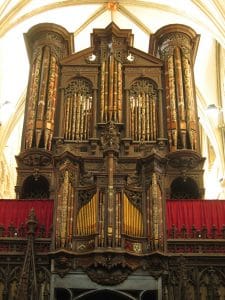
123;194;143;236
129;91;158;142
76;195;97;236
64;93;92;140
100;57;123;123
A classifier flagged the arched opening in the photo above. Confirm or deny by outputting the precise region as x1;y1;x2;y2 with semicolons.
55;288;72;300
141;290;158;300
75;289;134;300
21;175;50;199
170;176;199;199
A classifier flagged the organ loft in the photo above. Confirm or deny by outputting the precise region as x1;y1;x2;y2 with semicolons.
12;22;212;299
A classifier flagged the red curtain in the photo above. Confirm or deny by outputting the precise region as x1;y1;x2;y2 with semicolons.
0;199;54;234
167;200;225;237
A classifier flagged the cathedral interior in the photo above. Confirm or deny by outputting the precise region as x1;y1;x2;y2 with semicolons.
0;1;225;299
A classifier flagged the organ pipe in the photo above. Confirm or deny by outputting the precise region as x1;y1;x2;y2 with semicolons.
63;87;92;141
76;194;97;236
117;62;123;123
123;194;143;237
182;56;197;150
35;46;50;147
25;52;42;149
100;61;105;122
44;55;58;150
166;56;178;150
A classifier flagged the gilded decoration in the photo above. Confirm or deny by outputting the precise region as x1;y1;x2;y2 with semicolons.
12;23;210;294
64;78;93;141
129;78;158;142
100;121;120;151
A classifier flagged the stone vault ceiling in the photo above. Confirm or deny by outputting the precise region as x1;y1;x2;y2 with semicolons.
0;0;224;198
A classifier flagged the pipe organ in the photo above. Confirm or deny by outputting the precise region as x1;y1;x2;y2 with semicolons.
16;22;205;284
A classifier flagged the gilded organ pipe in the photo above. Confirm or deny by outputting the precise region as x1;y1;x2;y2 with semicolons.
108;55;114;121
153;97;156;140
167;56;178;150
117;62;122;123
138;94;141;140
100;61;105;122
80;99;84;140
123;194;143;237
98;191;105;247
174;47;185;121
142;93;146;140
146;94;150;141
44;55;58;150
113;59;118;122
25;52;42;149
76;194;98;235
182;56;197;150
104;59;109;122
35;46;50;147
75;94;81;140
174;47;187;148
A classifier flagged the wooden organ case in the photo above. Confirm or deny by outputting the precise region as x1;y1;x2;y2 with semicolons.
16;22;205;287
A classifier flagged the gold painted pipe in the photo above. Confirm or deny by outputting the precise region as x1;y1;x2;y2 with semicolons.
104;59;109;122
118;62;122;123
108;55;114;121
146;94;150;141
100;61;105;122
113;59;118;121
35;46;50;147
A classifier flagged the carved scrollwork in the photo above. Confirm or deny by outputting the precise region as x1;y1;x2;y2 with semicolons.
167;150;203;170
54;255;72;278
127;173;141;187
80;172;94;186
32;31;68;60
100;121;120;152
59;168;76;186
78;188;96;208
130;79;157;97
64;78;92;97
86;267;131;285
22;153;52;167
141;255;168;279
159;33;191;59
125;189;142;209
85;254;133;285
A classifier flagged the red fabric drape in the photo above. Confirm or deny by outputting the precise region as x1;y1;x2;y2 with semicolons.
166;200;225;237
0;199;54;234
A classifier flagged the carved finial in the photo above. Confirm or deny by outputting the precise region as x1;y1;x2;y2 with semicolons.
27;208;38;235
